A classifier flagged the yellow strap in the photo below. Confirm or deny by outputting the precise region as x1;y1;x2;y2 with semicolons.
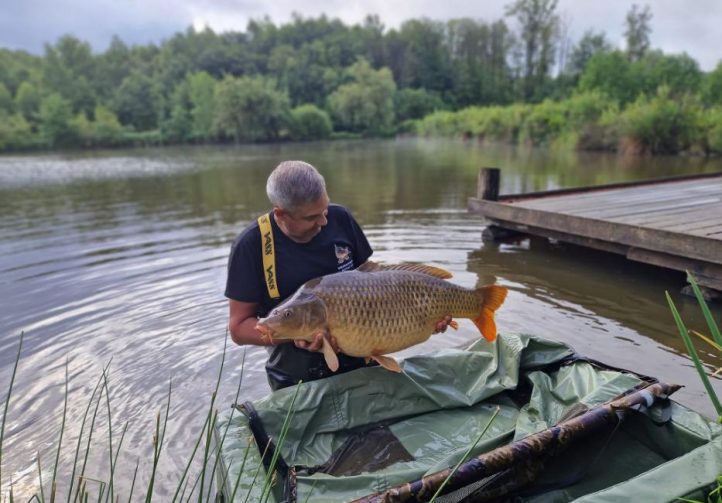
258;213;280;299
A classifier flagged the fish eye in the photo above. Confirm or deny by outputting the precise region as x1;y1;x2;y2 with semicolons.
283;310;292;318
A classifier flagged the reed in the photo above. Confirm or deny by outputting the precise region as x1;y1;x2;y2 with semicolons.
0;329;298;503
144;376;172;503
73;369;107;503
678;475;722;503
67;362;110;502
259;381;302;503
204;349;246;503
228;441;252;502
666;272;722;422
0;331;23;499
241;441;272;503
428;406;500;503
50;359;69;503
127;460;138;503
101;367;115;503
36;452;45;503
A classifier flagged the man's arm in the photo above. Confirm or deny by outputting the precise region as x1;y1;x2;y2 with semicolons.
229;299;272;346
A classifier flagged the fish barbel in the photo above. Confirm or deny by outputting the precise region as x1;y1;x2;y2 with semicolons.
255;262;508;373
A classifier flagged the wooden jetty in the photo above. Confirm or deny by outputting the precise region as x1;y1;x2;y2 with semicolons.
468;168;722;293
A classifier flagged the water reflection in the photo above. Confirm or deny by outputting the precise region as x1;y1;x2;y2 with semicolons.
0;138;720;499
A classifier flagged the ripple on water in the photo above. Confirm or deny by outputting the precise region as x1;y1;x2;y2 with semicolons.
1;144;720;499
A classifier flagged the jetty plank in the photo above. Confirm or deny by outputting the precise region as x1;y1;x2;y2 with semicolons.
468;169;722;292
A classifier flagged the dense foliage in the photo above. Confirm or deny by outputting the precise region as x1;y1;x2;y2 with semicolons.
0;2;720;155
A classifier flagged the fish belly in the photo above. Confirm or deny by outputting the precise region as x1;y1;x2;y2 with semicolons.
315;271;480;357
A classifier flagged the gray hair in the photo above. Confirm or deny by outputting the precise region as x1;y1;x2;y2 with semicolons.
266;160;327;213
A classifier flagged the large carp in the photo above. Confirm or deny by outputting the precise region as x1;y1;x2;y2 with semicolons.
255;262;508;373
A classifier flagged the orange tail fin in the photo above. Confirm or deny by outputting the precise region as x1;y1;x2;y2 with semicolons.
472;285;508;342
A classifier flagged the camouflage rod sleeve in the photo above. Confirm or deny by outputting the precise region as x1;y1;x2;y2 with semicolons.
353;382;680;503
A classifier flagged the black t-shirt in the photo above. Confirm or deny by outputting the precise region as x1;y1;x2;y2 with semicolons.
225;204;373;389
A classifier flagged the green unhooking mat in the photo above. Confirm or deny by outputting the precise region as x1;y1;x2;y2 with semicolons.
214;334;722;502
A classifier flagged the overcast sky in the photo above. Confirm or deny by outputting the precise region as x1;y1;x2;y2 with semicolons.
1;0;720;71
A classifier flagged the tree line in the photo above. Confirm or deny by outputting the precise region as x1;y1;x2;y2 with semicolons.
1;1;721;153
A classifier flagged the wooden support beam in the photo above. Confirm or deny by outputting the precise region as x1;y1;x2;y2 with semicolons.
482;224;524;241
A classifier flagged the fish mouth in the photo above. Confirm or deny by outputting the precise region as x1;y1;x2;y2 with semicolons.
255;323;276;344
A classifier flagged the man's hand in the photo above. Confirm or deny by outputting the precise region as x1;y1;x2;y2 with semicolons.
294;332;340;353
434;315;454;334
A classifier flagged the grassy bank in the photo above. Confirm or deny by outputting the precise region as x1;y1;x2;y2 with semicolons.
414;88;722;156
0;334;291;502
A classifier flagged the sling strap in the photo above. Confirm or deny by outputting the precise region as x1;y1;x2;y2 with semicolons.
258;213;280;299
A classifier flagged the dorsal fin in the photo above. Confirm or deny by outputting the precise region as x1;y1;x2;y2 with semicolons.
357;261;452;279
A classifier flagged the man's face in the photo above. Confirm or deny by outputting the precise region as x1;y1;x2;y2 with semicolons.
275;194;330;243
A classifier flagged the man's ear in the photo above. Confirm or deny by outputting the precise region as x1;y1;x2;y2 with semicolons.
272;207;286;220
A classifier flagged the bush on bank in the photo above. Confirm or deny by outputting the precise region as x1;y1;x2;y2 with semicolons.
288;104;333;141
414;88;717;156
618;87;701;154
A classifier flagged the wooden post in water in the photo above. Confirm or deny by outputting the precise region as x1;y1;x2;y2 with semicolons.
477;167;500;201
477;167;520;241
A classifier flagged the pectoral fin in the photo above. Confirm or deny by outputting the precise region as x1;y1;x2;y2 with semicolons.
371;355;401;373
321;336;340;372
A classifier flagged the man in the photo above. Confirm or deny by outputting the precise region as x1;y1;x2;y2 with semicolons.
226;160;376;390
226;160;449;390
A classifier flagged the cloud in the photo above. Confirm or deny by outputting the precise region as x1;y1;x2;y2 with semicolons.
0;0;189;52
1;0;720;70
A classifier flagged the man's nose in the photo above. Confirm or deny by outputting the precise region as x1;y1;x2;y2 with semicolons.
318;212;328;226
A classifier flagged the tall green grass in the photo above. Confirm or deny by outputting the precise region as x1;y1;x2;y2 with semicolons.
664;274;722;503
666;272;722;423
428;406;500;503
413;88;722;155
0;332;299;502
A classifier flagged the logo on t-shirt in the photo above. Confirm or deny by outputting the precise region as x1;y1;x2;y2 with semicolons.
334;244;354;271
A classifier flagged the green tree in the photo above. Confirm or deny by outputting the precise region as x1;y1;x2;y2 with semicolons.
567;30;612;77
579;51;636;104
43;35;97;115
14;81;41;120
0;83;12;113
394;88;445;122
505;0;560;101
94;36;133;103
39;93;77;146
630;52;702;97
188;71;217;139
624;4;653;62
268;40;345;107
163;80;192;141
328;59;397;134
701;62;722;105
0;113;35;150
113;70;163;130
214;75;290;142
93;105;126;145
0;49;42;95
444;18;515;107
71;112;94;146
288;104;333;140
487;20;516;104
387;20;451;93
620;86;700;154
446;19;488;107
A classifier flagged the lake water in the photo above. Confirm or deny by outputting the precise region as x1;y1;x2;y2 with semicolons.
1;138;721;499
